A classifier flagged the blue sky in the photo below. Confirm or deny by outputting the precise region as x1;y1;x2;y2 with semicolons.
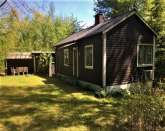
28;0;96;27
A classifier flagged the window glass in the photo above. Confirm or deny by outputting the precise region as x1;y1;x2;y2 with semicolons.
138;45;153;65
85;45;93;69
64;49;69;66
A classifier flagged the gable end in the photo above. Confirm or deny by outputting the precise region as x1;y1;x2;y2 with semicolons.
103;12;157;37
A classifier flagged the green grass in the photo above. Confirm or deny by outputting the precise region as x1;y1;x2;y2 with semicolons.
0;75;164;131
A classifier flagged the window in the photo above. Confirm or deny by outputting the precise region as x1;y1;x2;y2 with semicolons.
64;48;69;66
84;44;93;69
138;44;153;66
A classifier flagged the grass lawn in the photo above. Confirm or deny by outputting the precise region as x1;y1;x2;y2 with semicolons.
0;75;164;131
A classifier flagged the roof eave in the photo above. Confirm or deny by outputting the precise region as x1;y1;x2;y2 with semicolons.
103;11;157;37
103;11;136;34
54;32;103;48
54;41;76;48
134;12;158;37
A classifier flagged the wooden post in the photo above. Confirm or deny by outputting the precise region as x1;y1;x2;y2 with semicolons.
102;32;107;87
33;55;36;74
153;36;156;81
49;55;52;77
5;60;7;75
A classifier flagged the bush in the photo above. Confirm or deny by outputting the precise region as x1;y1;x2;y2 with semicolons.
95;89;107;98
125;95;165;131
158;82;165;91
109;88;128;98
129;81;152;95
95;88;129;98
124;82;165;130
37;53;50;74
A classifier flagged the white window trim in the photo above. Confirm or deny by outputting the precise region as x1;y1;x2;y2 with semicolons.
137;44;153;67
84;44;93;69
64;48;69;66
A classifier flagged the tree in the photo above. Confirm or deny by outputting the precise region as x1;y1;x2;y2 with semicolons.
0;0;7;8
0;6;80;71
94;0;148;17
151;0;165;79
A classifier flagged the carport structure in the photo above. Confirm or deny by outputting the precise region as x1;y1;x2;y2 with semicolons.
5;51;55;76
5;52;33;75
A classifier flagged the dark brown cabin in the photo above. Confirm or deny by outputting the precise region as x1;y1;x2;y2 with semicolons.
54;11;157;90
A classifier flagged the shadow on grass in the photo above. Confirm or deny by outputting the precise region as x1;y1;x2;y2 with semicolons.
0;75;139;131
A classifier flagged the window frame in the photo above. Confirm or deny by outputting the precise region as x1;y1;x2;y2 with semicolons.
84;44;93;69
64;48;70;66
137;43;153;67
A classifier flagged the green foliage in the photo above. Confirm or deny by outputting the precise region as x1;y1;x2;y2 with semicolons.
155;48;165;79
127;82;165;130
158;81;165;91
109;88;128;98
129;81;153;95
0;7;79;71
95;88;129;98
151;0;165;80
37;53;51;74
125;95;165;131
95;89;107;98
94;0;150;17
0;75;164;130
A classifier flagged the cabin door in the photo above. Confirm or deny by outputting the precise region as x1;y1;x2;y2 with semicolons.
73;47;78;77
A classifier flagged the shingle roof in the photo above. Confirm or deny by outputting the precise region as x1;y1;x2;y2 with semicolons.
6;52;32;59
55;11;156;47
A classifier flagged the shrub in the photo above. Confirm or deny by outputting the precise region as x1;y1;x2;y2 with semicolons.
125;95;165;131
109;88;128;98
95;88;129;98
158;82;165;91
129;81;152;95
95;89;107;98
125;82;165;130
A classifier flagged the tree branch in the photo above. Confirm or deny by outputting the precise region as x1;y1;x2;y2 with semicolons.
0;0;7;8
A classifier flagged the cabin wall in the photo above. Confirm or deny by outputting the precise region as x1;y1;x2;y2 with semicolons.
106;15;154;86
78;34;102;85
56;45;73;77
55;34;103;86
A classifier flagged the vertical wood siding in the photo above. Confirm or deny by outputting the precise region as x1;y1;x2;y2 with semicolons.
55;15;154;86
78;34;102;85
55;34;103;85
56;46;73;76
106;15;154;86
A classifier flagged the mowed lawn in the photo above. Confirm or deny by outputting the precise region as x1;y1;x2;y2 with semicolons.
0;75;128;131
0;75;164;131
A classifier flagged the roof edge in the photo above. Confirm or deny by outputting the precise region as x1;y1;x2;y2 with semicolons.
103;11;157;36
54;41;75;47
134;12;157;36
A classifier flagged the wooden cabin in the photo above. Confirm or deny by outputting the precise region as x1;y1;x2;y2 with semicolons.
54;11;157;91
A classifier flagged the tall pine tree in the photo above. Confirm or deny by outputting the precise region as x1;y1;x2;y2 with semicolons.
151;0;165;79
